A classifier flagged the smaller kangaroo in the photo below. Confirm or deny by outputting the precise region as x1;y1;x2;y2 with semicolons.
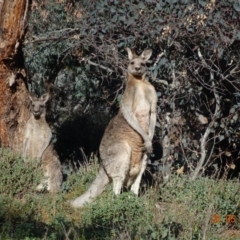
23;93;62;193
70;48;157;208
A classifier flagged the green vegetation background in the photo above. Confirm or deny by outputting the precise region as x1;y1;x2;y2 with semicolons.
0;148;239;239
2;0;240;239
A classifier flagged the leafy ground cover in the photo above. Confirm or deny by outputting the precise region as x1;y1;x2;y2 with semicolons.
0;148;239;239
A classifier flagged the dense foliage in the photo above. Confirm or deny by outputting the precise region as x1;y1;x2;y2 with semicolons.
0;150;240;239
23;0;240;178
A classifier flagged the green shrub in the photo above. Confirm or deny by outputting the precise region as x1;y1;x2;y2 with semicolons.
62;158;99;194
0;148;42;196
158;175;240;239
160;175;240;220
0;148;44;239
0;149;239;239
81;192;154;239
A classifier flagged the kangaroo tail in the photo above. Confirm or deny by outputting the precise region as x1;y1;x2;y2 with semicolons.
48;161;63;193
70;165;110;208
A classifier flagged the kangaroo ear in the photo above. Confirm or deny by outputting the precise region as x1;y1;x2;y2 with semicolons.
126;47;134;60
40;93;50;104
140;49;152;62
29;92;37;102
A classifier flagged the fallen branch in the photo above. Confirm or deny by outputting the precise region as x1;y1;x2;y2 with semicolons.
154;79;169;86
87;59;113;74
202;132;216;174
24;29;79;44
153;51;165;67
179;125;194;171
160;112;173;181
190;70;220;180
21;0;29;38
202;204;213;240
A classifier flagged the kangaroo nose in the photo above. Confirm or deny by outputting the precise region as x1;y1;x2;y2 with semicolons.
135;67;140;71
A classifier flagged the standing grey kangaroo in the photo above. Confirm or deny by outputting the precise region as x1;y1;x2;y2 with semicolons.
23;93;62;193
70;48;157;208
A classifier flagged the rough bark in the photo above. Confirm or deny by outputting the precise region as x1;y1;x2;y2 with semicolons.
0;0;29;153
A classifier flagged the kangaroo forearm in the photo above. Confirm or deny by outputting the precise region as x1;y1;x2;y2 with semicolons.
122;108;150;141
149;112;157;139
38;141;50;160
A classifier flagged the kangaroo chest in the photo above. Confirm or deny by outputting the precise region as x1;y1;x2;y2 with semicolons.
25;118;52;159
131;81;156;130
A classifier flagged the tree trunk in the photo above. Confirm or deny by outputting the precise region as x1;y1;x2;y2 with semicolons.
0;0;29;153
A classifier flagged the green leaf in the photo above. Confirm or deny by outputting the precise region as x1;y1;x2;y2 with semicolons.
198;0;207;7
151;231;158;239
219;135;225;141
127;17;135;26
233;3;240;11
230;108;235;114
138;2;145;9
110;6;116;13
153;68;158;79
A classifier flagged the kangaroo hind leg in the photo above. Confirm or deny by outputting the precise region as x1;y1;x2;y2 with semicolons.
46;161;62;193
37;160;62;193
104;142;131;195
130;154;148;195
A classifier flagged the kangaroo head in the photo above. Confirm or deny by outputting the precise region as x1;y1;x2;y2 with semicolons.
126;48;152;78
29;93;50;119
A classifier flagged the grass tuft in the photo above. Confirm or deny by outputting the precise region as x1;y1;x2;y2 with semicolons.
0;148;239;239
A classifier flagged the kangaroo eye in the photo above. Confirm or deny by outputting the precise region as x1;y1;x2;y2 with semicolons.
131;61;134;65
141;63;145;66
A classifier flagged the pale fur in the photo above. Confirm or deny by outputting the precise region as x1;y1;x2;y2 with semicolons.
23;93;62;193
70;48;157;208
